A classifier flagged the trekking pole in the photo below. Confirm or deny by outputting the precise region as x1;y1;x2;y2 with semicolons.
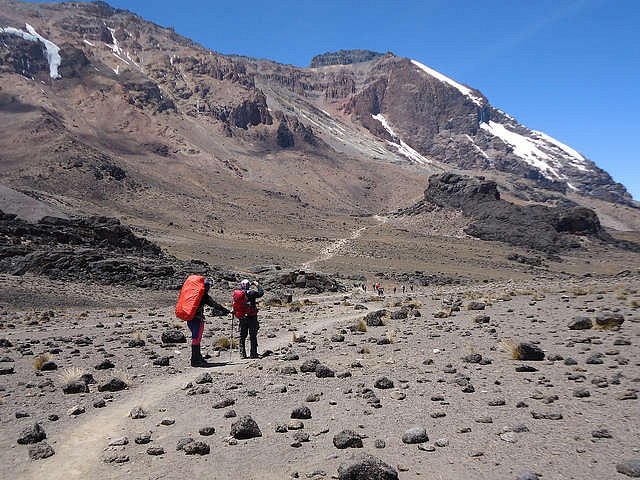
229;312;233;361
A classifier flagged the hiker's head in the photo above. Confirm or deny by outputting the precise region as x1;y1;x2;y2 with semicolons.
204;278;212;290
240;279;250;291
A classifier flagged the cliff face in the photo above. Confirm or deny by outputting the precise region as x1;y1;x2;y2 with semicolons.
0;0;635;237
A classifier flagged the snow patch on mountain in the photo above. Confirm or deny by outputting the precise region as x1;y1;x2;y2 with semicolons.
411;59;483;106
532;130;589;172
1;23;61;78
373;113;431;165
480;120;564;180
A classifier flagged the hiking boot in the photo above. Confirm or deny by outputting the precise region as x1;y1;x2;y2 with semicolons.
239;345;247;359
191;345;206;367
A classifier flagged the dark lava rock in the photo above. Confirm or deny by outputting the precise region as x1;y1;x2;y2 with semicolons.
365;310;387;327
98;378;128;392
0;338;13;347
592;429;612;438
374;377;394;389
147;446;165;456
95;359;115;370
176;437;194;451
103;453;129;464
183;441;210;455
516;365;539;372
402;427;428;444
337;453;398;480
161;330;187;344
333;430;363;449
153;356;170;366
531;412;563;420
617;460;640;477
63;380;89;394
135;432;152;444
17;423;46;444
300;358;320;373
573;388;591;398
516;471;541;480
595;312;624;329
291;406;312;419
0;365;15;375
40;361;58;371
28;441;55;460
199;426;215;436
130;406;147;419
517;343;545;361
462;353;482;364
195;372;212;384
212;398;235;409
281;366;297;375
568;317;593;330
230;415;262;439
315;364;335;378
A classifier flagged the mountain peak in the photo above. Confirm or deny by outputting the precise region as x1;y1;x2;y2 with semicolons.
309;49;387;68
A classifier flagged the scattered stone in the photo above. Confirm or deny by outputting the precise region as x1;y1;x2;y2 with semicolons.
161;330;187;344
176;437;194;451
109;436;129;446
231;415;262;439
130;407;147;419
434;438;449;447
160;418;175;426
365;310;387;327
67;405;85;416
337;453;398;480
18;423;46;445
568;317;593;330
300;359;320;373
147;446;165;456
617;460;640;477
333;430;363;449
195;372;213;384
402;427;428;444
95;359;115;370
213;398;235;409
315;364;335;378
517;343;545;361
595;312;624;329
62;380;89;394
98;378;128;392
103;453;129;464
28;442;55;460
183;441;210;455
199;427;215;436
135;432;152;444
291;406;312;419
531;412;563;420
374;377;394;389
224;409;237;418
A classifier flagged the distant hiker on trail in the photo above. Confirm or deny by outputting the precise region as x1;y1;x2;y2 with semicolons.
233;279;264;359
175;276;225;367
402;285;406;294
393;286;397;294
375;282;383;297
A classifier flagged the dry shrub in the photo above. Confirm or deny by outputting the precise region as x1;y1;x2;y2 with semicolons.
498;338;520;360
292;332;307;343
33;353;52;370
570;286;590;296
356;319;367;333
131;330;144;342
464;342;476;355
386;329;397;344
111;368;133;387
213;336;238;350
59;366;85;387
630;300;639;309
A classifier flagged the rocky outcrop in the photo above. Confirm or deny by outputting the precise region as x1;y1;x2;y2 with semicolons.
0;211;225;289
310;50;385;68
422;173;637;253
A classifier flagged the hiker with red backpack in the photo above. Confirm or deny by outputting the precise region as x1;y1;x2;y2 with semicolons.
233;279;264;359
175;275;226;367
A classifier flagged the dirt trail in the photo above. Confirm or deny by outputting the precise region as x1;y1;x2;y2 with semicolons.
301;215;387;270
21;296;368;480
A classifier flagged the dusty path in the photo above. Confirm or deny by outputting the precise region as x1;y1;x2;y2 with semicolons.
301;214;387;270
21;295;368;480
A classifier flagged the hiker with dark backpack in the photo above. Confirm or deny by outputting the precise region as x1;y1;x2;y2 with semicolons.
175;275;226;367
233;279;264;359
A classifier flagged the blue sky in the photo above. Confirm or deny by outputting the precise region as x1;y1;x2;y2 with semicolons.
28;0;640;199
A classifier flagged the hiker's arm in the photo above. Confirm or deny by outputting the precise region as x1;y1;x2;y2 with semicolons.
247;285;264;300
204;295;230;315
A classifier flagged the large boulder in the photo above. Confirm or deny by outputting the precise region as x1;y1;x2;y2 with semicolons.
337;453;398;480
230;415;262;440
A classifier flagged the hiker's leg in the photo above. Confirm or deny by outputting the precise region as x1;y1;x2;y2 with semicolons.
249;317;259;358
239;319;248;358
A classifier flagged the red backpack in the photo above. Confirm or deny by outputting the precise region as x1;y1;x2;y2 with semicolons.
233;289;257;318
175;275;205;321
